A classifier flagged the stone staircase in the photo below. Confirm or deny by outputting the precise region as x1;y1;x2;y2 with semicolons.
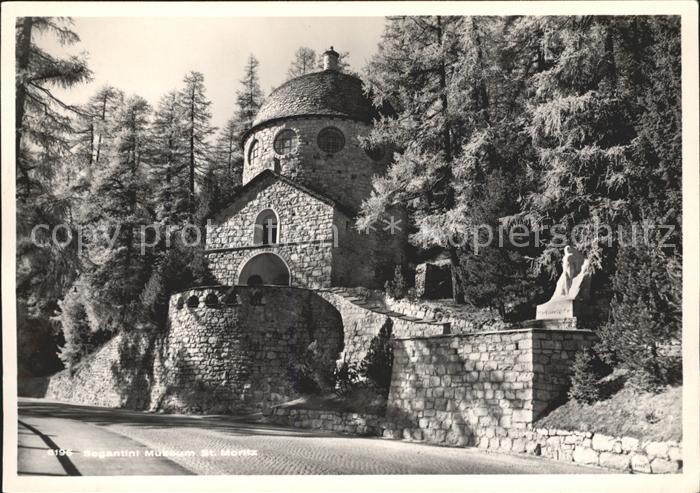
319;287;451;334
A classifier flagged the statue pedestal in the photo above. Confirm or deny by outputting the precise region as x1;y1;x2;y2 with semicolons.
536;299;588;321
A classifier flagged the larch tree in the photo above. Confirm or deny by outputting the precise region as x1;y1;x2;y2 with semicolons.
79;95;155;334
178;71;216;218
359;16;503;303
236;55;264;129
287;47;317;78
149;90;189;224
15;16;92;376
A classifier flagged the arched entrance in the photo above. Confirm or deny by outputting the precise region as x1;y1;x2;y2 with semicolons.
238;252;290;286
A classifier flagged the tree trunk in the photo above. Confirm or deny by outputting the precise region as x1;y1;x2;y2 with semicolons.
189;87;196;218
15;17;33;200
435;16;465;303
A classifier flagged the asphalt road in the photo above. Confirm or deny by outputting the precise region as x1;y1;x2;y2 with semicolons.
17;398;606;475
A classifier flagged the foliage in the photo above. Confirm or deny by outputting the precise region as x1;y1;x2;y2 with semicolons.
384;265;408;299
596;235;682;391
287;47;317;78
334;358;362;397
178;71;216;217
15;17;92;375
568;348;609;404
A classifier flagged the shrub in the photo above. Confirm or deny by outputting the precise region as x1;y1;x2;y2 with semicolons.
334;358;361;397
568;348;608;404
384;265;408;299
596;238;681;392
291;340;335;395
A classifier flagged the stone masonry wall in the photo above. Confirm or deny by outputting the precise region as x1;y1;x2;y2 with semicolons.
243;117;389;211
207;178;336;251
267;407;381;436
207;243;334;288
151;286;343;414
317;289;448;365
383;329;597;446
45;332;155;409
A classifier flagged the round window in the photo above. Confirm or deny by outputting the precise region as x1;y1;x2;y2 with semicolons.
317;127;345;154
274;129;297;155
248;140;260;165
365;145;385;161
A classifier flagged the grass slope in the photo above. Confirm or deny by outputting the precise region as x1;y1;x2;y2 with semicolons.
537;372;682;442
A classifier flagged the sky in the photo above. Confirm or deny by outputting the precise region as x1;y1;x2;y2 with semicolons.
40;17;387;130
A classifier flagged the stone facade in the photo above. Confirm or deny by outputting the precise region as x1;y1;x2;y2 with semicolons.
383;329;597;445
242;118;390;211
206;172;404;289
151;286;343;413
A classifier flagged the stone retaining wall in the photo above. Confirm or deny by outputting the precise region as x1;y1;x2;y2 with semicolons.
316;290;448;365
267;407;381;436
384;329;597;445
151;286;343;413
45;332;155;409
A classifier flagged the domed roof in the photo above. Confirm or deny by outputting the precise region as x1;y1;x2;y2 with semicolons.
250;70;384;130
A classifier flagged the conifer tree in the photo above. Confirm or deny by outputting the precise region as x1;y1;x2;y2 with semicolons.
236;55;264;129
15;17;92;376
178;71;215;217
287;47;317;78
149;90;189;224
79;95;155;333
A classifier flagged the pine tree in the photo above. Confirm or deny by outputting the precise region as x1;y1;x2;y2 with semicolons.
287;47;317;78
178;71;216;217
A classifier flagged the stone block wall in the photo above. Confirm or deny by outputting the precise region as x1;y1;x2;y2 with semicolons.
317;290;447;365
384;329;596;446
383;296;510;334
151;286;343;413
45;332;155;409
207;243;334;288
243;117;389;211
208;178;336;251
267;408;381;436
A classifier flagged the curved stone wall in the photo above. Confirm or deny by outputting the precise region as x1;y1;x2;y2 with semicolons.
150;286;344;413
243;117;390;210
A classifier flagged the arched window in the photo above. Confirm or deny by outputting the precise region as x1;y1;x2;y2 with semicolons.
317;127;345;153
254;209;279;245
248;140;260;166
186;295;199;308
274;129;297;155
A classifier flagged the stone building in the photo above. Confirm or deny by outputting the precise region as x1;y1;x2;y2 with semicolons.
206;48;405;289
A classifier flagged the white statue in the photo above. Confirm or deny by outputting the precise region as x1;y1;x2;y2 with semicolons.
548;246;591;302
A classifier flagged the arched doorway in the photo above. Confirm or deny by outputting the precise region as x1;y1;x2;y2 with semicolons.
238;252;290;286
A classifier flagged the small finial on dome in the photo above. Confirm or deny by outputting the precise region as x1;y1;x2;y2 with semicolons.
323;46;340;71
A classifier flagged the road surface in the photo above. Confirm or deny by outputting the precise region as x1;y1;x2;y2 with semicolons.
17;398;606;475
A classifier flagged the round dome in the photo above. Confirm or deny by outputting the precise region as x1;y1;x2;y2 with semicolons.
251;70;382;130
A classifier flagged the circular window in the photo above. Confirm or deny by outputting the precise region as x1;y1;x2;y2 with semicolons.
317;127;345;154
248;140;260;165
365;145;385;161
274;129;297;155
